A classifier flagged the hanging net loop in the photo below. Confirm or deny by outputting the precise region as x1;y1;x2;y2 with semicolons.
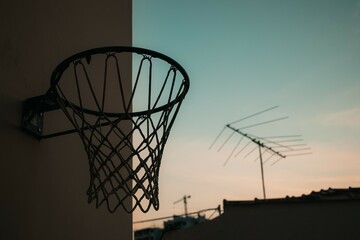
49;46;189;213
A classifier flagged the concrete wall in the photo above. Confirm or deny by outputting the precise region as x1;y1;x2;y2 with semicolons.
163;200;360;240
0;1;132;239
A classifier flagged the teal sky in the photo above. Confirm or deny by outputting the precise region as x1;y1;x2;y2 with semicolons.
133;0;360;227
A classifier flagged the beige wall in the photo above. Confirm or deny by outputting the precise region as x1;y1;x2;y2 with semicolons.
163;200;360;240
0;1;132;239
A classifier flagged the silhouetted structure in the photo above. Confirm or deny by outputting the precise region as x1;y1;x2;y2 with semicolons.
134;215;207;240
162;187;360;240
134;227;162;240
164;215;207;231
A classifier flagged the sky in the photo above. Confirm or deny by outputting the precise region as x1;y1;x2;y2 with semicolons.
132;0;360;229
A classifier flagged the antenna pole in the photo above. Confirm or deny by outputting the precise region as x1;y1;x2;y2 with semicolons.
258;145;266;199
225;124;285;200
214;109;309;200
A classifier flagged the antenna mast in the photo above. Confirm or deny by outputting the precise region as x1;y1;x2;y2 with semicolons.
226;124;286;199
210;106;311;200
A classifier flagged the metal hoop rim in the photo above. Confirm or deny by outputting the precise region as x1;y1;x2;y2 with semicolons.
49;46;190;117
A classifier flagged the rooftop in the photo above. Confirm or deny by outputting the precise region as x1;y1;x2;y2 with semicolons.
224;187;360;207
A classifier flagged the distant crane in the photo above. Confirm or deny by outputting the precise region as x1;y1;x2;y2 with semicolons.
174;195;191;216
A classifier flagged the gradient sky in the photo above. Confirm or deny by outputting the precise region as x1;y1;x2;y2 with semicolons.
133;0;360;229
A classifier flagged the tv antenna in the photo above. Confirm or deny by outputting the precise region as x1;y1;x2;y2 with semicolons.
210;106;311;199
173;195;191;216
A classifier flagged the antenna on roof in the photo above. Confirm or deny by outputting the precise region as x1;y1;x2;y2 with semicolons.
210;106;311;200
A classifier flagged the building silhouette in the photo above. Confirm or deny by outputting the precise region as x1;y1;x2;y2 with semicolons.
134;214;208;240
162;187;360;240
134;227;163;240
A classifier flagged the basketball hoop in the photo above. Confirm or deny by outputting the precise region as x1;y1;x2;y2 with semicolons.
22;46;190;213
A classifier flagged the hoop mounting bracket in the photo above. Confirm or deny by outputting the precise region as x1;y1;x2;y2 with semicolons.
22;94;61;139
